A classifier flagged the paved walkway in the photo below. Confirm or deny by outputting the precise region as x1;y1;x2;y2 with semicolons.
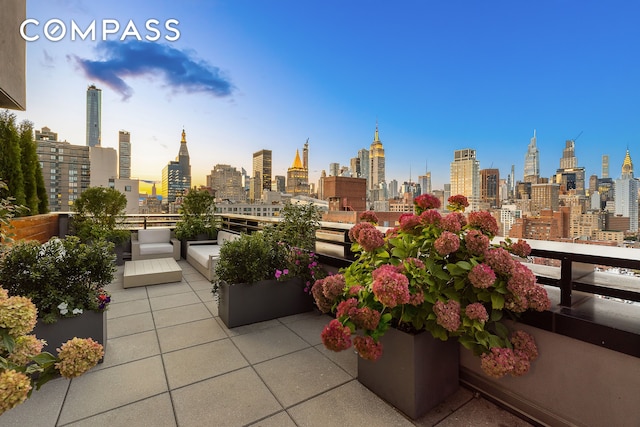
3;260;532;426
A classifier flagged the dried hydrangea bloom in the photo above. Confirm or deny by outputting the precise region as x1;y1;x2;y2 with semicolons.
357;226;385;252
447;194;469;211
510;239;532;257
0;296;38;336
321;319;352;352
434;231;460;256
336;298;359;318
351;307;381;330
465;229;490;256
528;285;551;312
511;350;532;377
468;211;499;237
434;300;461;332
0;370;32;415
399;213;421;232
371;265;410;308
484;247;515;276
359;211;379;224
55;337;104;379
511;330;538;362
353;335;383;361
415;193;441;212
468;264;496;289
321;274;346;301
465;302;489;323
419;209;442;227
440;212;462;233
480;347;516;378
8;335;45;365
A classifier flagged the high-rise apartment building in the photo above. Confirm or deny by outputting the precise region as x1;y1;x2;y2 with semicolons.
614;149;638;232
418;172;431;195
450;148;480;211
86;84;101;147
207;164;245;202
35;127;91;212
118;130;131;179
531;183;560;215
602;155;610;179
480;168;500;208
329;163;340;177
358;148;370;189
162;129;192;204
252;150;272;196
369;124;385;193
524;130;539;183
350;157;361;178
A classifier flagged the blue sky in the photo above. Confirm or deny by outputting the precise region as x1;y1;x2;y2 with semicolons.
14;0;640;192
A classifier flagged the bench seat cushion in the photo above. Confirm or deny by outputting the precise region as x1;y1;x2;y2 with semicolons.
188;245;221;266
139;242;174;256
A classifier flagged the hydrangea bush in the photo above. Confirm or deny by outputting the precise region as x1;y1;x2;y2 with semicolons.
0;286;104;414
314;194;551;378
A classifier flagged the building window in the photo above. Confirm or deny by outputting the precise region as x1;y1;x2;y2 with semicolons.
50;147;56;152
50;155;56;160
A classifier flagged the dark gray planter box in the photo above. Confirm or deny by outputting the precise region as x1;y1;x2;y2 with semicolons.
33;310;107;360
357;327;459;419
218;278;314;328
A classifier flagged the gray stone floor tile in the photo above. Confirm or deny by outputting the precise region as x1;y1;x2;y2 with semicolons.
182;271;205;282
171;367;282;427
64;393;177;427
288;380;414;427
248;410;297;426
284;312;331;345
58;356;168;425
433;395;533;427
107;298;151;319
149;291;200;311
187;278;213;291
231;324;310;364
107;311;155;338
152;302;212;328
156;317;227;353
94;330;160;370
204;300;219;317
164;339;249;389
194;288;215;302
145;281;190;298
0;377;69;427
314;343;358;378
107;287;148;304
412;387;474;426
254;347;352;407
218;318;281;337
277;310;321;324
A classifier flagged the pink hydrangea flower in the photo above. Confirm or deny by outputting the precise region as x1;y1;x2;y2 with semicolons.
511;330;539;361
336;298;359;318
348;285;364;296
480;347;516;378
353;335;383;361
55;338;104;379
433;300;461;332
447;195;469;211
465;229;490;256
484;248;515;276
414;193;441;212
357;226;385;252
511;350;531;377
528;285;551;312
468;211;499;236
441;213;463;233
321;319;353;352
359;211;379;224
348;222;374;243
321;274;346;301
511;239;532;257
468;264;496;289
434;231;460;256
465;302;489;323
399;213;421;232
408;289;425;306
385;227;400;239
352;307;381;330
371;265;410;308
419;209;442;227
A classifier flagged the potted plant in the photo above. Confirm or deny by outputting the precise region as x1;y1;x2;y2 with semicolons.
313;194;550;419
174;188;218;259
0;285;104;415
71;186;130;265
0;236;114;355
213;203;325;328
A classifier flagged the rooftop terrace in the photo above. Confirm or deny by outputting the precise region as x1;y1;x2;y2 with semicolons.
2;260;531;427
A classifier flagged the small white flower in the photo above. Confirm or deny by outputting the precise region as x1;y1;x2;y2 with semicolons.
58;302;68;315
72;308;83;315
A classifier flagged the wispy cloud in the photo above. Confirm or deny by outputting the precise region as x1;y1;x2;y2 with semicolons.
71;41;234;100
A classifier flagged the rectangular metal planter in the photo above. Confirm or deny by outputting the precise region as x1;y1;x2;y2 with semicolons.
33;310;107;359
218;278;314;328
357;327;460;419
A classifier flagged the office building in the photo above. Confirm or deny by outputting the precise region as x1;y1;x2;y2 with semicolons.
358;148;370;190
207;164;246;202
614;149;638;232
480;168;500;208
524;130;539;183
350;157;361;178
418;172;431;195
369;124;385;193
86;85;102;147
286;149;310;196
118;130;131;179
162;129;192;204
0;0;25;110
602;155;610;179
531;183;560;215
252;150;272;198
450;148;480;211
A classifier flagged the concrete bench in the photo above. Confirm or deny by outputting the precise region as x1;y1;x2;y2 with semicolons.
123;258;182;288
186;230;240;281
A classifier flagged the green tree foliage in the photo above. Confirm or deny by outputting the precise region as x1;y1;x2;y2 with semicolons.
72;187;128;243
19;120;39;214
0;110;25;207
35;157;48;214
174;188;217;240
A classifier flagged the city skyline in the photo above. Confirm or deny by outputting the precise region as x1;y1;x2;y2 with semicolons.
14;1;640;192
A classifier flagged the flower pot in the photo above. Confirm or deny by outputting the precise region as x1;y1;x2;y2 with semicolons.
33;310;107;360
357;327;459;419
218;278;314;328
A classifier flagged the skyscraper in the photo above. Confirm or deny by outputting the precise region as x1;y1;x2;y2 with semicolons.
480;168;500;208
554;140;585;195
206;164;245;202
161;129;192;204
86;84;101;147
524;130;539;183
252;149;272;195
615;149;638;232
369;123;385;201
602;155;610;179
286;149;309;195
450;148;480;211
560;140;577;169
118;130;131;179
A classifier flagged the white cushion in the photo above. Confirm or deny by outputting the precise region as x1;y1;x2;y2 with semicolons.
138;229;171;244
189;245;221;266
217;231;240;245
139;242;174;255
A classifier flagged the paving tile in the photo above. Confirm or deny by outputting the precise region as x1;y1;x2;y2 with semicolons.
434;394;533;427
94;330;160;370
163;339;249;389
248;411;297;426
58;356;168;425
182;271;205;282
0;377;69;427
107;287;148;304
204;300;219;317
284;312;331;345
288;380;414;427
231;324;309;364
194;288;215;302
156;317;227;353
107;298;151;319
314;343;358;378
145;281;191;298
172;367;282;427
64;393;177;427
149;291;201;311
187;278;214;291
413;387;474;426
152;302;212;328
107;312;155;338
254;347;352;407
218;318;281;337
